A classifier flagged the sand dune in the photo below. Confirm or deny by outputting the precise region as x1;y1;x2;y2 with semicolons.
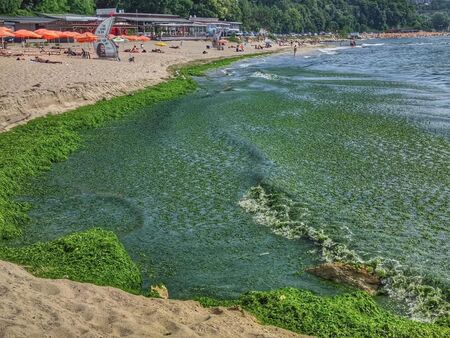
0;260;305;338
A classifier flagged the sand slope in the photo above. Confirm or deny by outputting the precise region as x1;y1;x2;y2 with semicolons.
0;260;304;338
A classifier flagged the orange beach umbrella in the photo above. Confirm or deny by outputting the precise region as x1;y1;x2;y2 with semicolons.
75;33;97;43
34;28;51;35
84;32;97;38
138;36;150;42
0;30;14;38
0;27;13;33
40;31;60;40
14;29;41;39
62;31;82;38
125;35;141;41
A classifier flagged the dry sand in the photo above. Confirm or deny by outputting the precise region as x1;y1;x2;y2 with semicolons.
0;40;293;132
0;260;305;338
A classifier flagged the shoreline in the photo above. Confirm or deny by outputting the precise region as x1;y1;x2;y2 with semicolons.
0;40;305;133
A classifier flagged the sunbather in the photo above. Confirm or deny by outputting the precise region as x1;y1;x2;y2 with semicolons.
32;56;62;64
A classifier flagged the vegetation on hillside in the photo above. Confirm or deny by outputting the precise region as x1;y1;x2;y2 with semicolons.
1;0;435;33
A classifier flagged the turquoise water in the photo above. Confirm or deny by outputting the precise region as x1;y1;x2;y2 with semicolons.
12;38;450;318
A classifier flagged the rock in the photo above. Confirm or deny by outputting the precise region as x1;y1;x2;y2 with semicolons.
150;284;169;299
307;262;381;295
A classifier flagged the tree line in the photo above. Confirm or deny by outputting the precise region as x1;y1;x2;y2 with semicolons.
1;0;446;33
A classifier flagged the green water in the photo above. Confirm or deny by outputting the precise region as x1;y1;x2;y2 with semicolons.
12;46;450;317
17;93;344;299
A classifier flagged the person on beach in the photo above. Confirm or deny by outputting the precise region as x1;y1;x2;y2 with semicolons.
32;56;62;64
294;44;297;56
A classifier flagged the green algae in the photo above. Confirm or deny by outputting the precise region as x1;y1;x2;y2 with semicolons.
0;54;265;240
0;52;449;337
199;288;450;337
0;228;142;293
0;78;196;239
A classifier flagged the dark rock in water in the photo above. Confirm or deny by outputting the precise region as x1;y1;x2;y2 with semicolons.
307;263;381;295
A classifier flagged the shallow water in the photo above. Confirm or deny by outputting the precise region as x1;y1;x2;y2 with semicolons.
11;38;450;311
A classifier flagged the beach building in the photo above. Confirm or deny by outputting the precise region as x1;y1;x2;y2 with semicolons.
94;8;208;39
0;16;56;31
112;13;207;40
0;10;240;40
188;16;242;35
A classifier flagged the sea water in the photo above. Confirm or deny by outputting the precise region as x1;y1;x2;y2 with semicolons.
11;37;450;318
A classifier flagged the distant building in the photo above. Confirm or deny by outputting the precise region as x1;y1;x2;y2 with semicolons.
108;12;207;39
189;16;242;35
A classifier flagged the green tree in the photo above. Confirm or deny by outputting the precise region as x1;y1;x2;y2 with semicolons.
70;0;95;14
431;11;450;30
36;0;69;13
0;0;22;14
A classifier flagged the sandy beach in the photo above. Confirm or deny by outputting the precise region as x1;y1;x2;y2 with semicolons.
0;40;294;132
0;260;307;338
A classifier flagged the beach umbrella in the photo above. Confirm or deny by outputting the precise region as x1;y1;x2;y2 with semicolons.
0;29;14;48
125;35;140;41
84;32;97;38
155;42;167;47
75;33;97;43
14;30;41;39
138;36;150;42
62;31;81;38
57;31;72;38
218;39;228;44
59;31;81;43
0;30;14;38
34;28;51;35
0;27;13;33
40;31;60;41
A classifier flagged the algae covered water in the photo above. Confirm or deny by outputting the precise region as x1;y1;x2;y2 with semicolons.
13;38;450;316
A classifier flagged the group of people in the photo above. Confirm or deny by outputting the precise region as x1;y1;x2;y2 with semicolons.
123;44;147;53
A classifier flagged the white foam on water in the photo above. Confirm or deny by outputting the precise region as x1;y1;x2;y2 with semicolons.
362;43;385;47
250;71;278;80
239;185;450;323
318;49;337;55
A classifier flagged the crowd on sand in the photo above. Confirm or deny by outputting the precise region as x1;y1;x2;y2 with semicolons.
0;35;282;63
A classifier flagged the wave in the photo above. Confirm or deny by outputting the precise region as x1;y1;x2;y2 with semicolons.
250;71;278;80
318;49;338;55
239;184;450;323
361;43;385;47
